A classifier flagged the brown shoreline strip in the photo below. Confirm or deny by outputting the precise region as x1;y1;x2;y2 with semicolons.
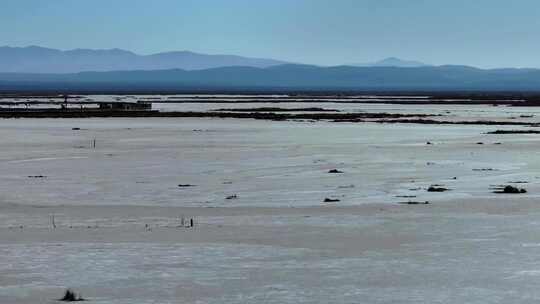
0;110;436;120
1;110;538;126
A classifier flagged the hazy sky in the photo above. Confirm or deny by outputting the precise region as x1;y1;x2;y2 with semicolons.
2;0;539;68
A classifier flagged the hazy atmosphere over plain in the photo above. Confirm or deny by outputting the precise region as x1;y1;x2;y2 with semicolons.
2;0;540;68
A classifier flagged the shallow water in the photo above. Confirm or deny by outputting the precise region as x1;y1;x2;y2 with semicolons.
2;107;540;303
3;212;540;304
1;116;538;207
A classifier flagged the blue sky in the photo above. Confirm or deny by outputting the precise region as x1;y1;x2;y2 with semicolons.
2;0;540;68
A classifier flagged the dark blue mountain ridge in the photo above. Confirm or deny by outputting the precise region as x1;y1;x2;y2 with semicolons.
3;63;540;91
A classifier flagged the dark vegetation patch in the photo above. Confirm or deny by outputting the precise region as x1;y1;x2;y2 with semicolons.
212;107;340;112
368;119;540;127
399;201;430;205
486;130;540;134
427;186;449;192
492;185;527;194
324;198;341;203
59;289;85;302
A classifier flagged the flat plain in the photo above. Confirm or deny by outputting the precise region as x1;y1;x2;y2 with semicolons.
2;97;540;303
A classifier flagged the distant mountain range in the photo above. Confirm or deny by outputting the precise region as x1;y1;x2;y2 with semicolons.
0;46;289;73
0;46;434;74
1;46;540;92
3;64;540;92
352;57;429;68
